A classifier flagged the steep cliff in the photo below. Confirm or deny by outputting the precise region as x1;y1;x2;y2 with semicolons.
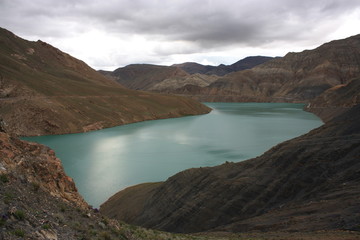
0;28;211;136
101;103;360;233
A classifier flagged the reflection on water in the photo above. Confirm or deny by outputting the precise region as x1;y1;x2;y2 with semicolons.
23;103;322;207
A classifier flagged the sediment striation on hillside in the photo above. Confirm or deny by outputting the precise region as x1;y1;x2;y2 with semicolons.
176;34;360;102
305;78;360;122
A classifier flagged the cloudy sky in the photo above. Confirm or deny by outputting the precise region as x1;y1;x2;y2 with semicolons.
1;0;360;70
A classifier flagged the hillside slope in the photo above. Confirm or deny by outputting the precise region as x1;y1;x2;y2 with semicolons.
0;28;210;136
174;34;360;102
101;103;360;233
104;64;189;90
305;78;360;122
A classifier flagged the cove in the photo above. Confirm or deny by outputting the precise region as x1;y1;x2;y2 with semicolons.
23;103;322;208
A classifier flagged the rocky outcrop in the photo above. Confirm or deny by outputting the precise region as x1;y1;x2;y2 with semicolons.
173;34;360;102
0;28;211;136
100;104;360;233
0;132;87;208
305;78;360;122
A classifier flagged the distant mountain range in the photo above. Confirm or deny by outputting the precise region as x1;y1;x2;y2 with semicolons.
101;34;360;105
172;56;274;76
100;56;273;92
0;28;210;136
190;34;360;102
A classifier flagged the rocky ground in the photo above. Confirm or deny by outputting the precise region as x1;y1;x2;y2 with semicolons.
1;178;360;239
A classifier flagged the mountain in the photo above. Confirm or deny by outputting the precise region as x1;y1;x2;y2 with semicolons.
176;34;360;103
104;64;189;90
173;56;274;76
0;28;210;136
100;101;360;233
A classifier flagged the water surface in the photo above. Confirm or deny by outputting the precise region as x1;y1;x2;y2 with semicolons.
23;103;322;207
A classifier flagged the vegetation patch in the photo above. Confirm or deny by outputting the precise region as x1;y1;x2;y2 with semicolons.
13;210;25;220
0;174;9;183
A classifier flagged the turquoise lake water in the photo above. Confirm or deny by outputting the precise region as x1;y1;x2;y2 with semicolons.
23;103;322;207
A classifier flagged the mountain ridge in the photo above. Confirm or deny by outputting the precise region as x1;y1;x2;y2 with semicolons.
101;56;273;92
181;33;360;102
172;56;274;76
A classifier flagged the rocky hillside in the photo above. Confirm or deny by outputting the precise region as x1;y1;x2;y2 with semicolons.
101;101;360;233
172;56;273;76
173;34;360;102
0;28;210;136
305;78;360;122
103;64;189;90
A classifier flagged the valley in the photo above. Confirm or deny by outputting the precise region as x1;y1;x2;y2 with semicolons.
0;26;360;240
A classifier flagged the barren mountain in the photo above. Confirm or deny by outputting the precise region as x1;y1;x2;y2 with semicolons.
177;34;360;102
101;57;273;92
173;56;274;76
105;64;189;90
0;28;210;136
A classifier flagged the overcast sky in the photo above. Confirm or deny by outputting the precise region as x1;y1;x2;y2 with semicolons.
1;0;360;70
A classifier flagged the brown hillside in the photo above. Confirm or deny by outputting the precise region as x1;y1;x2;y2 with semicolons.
305;78;360;122
108;64;189;90
0;28;210;136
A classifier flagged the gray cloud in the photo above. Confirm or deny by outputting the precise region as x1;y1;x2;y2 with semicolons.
1;0;360;69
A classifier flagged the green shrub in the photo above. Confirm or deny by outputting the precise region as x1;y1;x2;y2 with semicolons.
13;210;25;220
3;192;14;204
42;224;51;230
12;229;25;237
0;174;9;183
0;218;6;227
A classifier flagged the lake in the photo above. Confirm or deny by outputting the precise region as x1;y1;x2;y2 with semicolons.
23;103;322;207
